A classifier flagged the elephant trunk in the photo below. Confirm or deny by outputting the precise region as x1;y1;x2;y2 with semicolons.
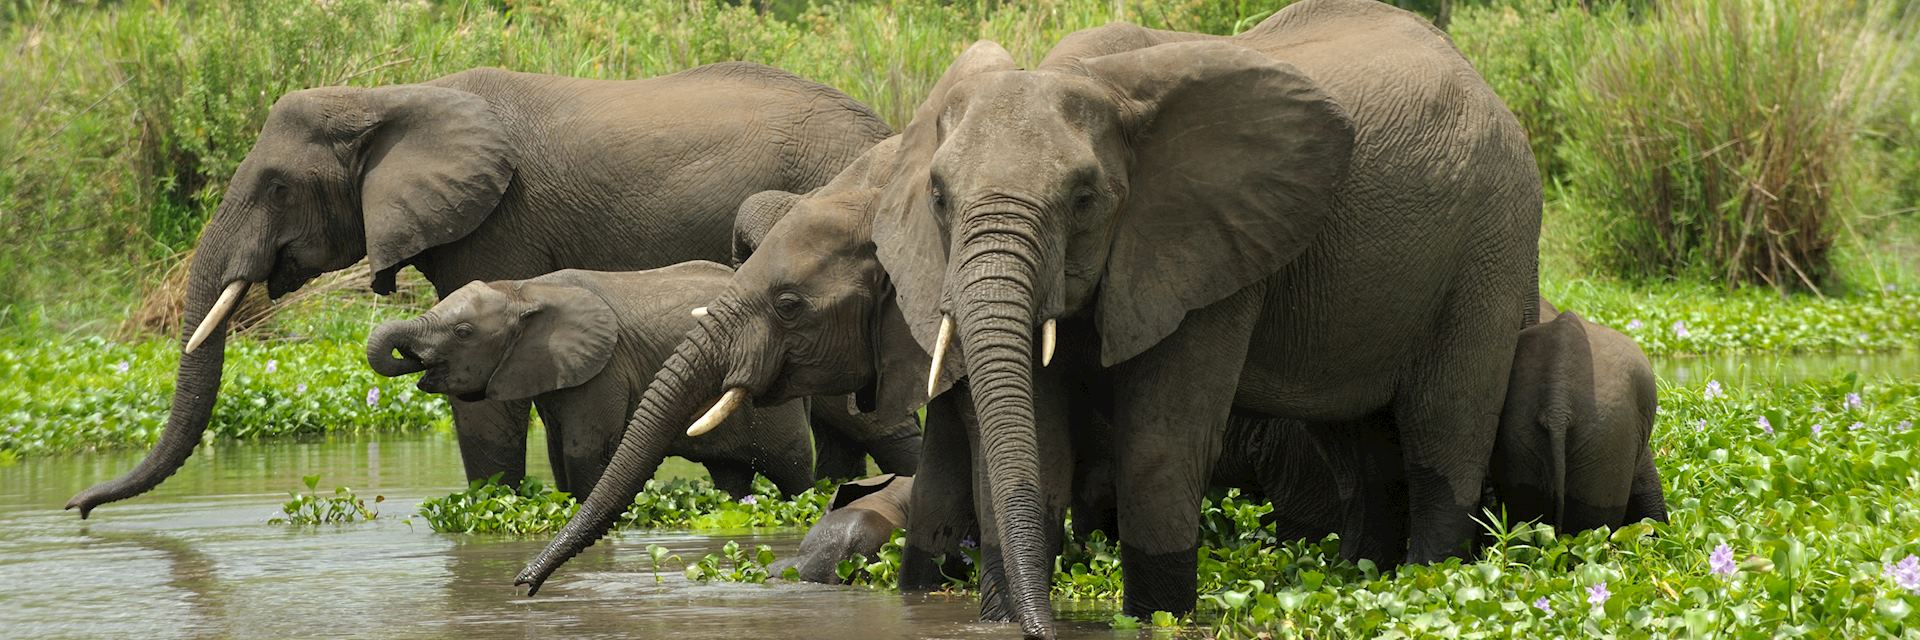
366;318;430;377
66;229;246;518
517;317;734;595
952;223;1056;639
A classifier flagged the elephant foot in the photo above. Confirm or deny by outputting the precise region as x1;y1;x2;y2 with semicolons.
1120;543;1198;618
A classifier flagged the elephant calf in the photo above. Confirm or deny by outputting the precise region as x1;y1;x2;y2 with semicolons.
771;474;914;584
367;262;816;498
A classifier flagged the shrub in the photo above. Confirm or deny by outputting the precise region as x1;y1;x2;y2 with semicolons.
1557;0;1917;292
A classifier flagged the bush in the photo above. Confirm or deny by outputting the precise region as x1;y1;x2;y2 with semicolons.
1557;0;1916;292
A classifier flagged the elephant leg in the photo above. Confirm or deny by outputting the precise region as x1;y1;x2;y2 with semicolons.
450;397;531;487
1110;288;1260;618
708;462;757;499
810;406;871;481
902;388;978;592
1622;446;1668;524
1314;416;1408;567
1394;292;1514;564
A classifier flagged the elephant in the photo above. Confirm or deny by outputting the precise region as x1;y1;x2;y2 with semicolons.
1493;304;1668;532
67;62;891;518
867;0;1541;630
364;263;828;497
514;135;971;597
769;474;915;584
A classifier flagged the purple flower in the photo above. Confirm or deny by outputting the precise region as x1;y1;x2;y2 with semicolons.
738;495;758;506
365;387;380;407
959;534;978;550
1710;543;1736;576
1757;416;1773;435
1899;421;1913;432
1533;596;1551;614
1672;321;1690;338
114;361;130;374
1624;319;1644;331
1845;393;1864;411
1694;419;1708;431
1850;421;1865;431
1586;582;1610;606
296;383;308;394
1812;423;1824;436
265;359;278;374
1704;380;1723;400
1886;555;1920;595
5;425;19;435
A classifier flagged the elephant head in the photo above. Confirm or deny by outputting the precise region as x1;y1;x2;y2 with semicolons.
366;279;617;403
869;40;1356;636
67;84;516;518
516;137;944;594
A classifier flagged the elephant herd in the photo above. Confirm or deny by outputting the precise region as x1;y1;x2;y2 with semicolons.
68;2;1667;637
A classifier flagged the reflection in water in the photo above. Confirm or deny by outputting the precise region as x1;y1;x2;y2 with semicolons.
0;435;1126;639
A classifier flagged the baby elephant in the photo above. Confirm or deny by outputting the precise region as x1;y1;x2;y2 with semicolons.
772;474;913;584
366;262;815;498
1494;304;1668;531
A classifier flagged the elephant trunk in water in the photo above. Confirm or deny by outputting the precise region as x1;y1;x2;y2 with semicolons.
950;214;1056;639
366;318;430;377
66;220;250;518
517;316;733;594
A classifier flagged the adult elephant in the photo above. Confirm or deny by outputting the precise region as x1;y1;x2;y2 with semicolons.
67;63;891;518
870;0;1540;633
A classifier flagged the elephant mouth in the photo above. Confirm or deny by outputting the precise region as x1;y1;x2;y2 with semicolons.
265;246;322;300
415;367;449;394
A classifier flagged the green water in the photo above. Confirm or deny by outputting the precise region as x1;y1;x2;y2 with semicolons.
1;352;1909;638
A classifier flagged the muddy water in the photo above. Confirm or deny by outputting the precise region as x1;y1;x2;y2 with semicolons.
3;352;1910;639
0;438;1125;639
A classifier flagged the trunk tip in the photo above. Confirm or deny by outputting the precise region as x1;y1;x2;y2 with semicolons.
514;566;550;596
64;491;99;519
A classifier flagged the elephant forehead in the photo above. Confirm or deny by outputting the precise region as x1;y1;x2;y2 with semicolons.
438;282;513;318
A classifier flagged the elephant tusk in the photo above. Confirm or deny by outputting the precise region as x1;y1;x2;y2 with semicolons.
926;315;953;399
690;306;708;318
185;281;249;355
687;387;747;437
1040;318;1056;367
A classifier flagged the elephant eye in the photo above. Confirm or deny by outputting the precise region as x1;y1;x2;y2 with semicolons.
929;179;947;212
773;292;808;321
453;323;474;340
1071;186;1098;212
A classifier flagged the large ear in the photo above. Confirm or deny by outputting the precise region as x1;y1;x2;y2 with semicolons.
855;278;957;419
734;190;802;266
1082;41;1356;366
360;85;515;293
872;41;1018;355
828;473;900;512
485;281;618;401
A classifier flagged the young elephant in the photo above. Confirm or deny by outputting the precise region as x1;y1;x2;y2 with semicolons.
1493;308;1667;532
366;262;816;498
771;474;915;584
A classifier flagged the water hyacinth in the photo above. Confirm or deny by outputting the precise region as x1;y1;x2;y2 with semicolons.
739;495;758;506
1694;418;1708;431
1757;416;1773;435
296;382;308;394
1845;393;1863;411
1710;543;1736;576
1889;556;1920;596
1900;421;1913;432
1704;380;1723;399
1624;319;1644;331
265;359;278;374
1587;582;1611;607
1812;423;1824;436
1850;421;1865;431
1533;596;1551;614
365;387;380;407
1671;320;1690;338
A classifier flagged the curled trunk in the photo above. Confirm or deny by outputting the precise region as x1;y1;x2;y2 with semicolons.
517;320;730;594
366;319;429;377
953;230;1055;639
66;242;237;518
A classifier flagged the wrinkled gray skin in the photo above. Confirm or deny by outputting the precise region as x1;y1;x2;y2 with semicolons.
870;1;1540;630
68;63;890;518
365;263;826;497
516;137;954;596
1495;301;1668;531
770;474;915;584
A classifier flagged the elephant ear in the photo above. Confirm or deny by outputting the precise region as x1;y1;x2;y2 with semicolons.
872;41;1017;355
828;473;900;512
360;85;515;293
1081;41;1355;366
485;281;618;402
855;277;954;419
734;190;802;266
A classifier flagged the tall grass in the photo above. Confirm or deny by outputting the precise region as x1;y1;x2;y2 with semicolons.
1556;0;1918;293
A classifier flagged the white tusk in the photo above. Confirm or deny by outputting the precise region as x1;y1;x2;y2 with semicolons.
926;315;953;399
185;281;248;354
690;306;708;318
686;387;747;437
1040;318;1056;367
